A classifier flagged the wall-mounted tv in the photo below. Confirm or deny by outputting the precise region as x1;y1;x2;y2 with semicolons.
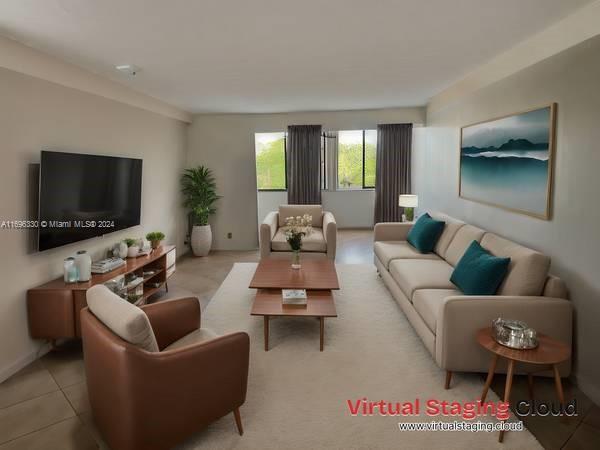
38;151;143;251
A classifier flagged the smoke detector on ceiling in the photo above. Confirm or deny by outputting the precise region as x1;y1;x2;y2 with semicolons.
115;64;141;76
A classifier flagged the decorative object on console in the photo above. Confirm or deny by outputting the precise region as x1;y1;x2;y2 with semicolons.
398;194;418;222
114;241;128;258
104;275;125;294
284;214;312;269
146;231;165;249
460;104;556;219
181;166;220;256
91;257;126;274
406;213;445;253
63;257;78;283
74;250;92;281
124;238;140;258
492;318;538;349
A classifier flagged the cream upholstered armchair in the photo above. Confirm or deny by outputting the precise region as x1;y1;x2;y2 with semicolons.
260;204;337;260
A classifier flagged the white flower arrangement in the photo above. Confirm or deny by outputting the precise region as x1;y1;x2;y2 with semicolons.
284;214;312;251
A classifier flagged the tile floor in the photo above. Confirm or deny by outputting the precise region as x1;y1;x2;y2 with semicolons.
0;229;598;449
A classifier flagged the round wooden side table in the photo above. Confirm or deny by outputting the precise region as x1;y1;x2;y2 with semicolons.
476;327;571;443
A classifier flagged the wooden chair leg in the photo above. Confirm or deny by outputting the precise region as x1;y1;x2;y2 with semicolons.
445;370;452;389
233;408;243;435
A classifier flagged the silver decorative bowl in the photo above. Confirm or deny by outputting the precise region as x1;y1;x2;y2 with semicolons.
492;318;538;349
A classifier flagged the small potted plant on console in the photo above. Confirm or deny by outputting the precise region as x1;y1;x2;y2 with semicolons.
145;231;165;249
124;238;140;258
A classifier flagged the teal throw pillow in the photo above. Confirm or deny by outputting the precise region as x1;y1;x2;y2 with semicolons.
406;213;445;253
450;240;511;295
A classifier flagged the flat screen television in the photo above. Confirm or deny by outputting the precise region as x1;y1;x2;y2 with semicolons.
38;151;143;251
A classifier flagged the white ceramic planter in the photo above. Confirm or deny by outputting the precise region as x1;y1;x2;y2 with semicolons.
191;225;212;256
127;245;140;258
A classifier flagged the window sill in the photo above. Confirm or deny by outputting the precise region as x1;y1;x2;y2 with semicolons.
257;189;287;192
334;188;375;192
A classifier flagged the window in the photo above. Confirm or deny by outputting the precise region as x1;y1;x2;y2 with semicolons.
337;129;377;189
321;132;331;190
255;132;286;190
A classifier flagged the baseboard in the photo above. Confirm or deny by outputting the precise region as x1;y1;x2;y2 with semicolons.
0;342;51;383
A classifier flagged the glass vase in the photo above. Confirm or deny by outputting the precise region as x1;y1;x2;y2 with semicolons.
291;250;301;270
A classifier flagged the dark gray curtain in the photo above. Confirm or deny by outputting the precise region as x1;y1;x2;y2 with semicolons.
287;124;322;204
374;123;412;222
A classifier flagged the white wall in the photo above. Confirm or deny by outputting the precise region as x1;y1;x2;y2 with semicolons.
0;67;188;381
187;107;425;249
418;36;600;403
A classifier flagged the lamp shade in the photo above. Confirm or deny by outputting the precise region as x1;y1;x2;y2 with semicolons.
398;194;418;208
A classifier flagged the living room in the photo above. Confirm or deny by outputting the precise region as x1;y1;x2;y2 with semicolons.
1;1;600;449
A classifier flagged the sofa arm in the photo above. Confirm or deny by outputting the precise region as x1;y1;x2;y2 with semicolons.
142;297;201;350
436;295;572;375
374;222;413;241
260;211;278;258
323;211;337;260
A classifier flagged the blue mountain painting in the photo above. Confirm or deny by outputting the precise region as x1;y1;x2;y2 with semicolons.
460;107;552;216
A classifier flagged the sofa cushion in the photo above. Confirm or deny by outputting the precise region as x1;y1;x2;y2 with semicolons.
481;233;551;296
164;327;218;351
272;227;326;252
278;204;323;227
389;259;456;301
444;224;486;266
86;285;159;352
413;289;463;334
450;241;511;295
428;212;465;258
407;213;445;253
374;241;440;269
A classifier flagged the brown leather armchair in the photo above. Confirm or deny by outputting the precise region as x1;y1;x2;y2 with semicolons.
80;290;250;450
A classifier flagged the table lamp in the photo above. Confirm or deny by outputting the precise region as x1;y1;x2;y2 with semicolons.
398;194;418;222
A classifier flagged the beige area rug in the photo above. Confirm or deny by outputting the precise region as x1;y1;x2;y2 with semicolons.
177;263;541;450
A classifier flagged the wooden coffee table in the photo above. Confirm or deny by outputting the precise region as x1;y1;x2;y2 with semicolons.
249;259;340;351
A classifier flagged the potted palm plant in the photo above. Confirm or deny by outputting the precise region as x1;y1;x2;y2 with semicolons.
181;166;220;256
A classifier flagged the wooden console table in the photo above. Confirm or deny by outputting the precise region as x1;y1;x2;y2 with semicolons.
27;245;176;342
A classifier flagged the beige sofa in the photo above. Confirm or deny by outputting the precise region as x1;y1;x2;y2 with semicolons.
260;204;337;260
374;211;572;388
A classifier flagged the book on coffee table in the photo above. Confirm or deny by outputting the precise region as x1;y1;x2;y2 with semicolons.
282;289;308;306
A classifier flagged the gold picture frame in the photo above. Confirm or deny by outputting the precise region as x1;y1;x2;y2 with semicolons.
458;103;557;220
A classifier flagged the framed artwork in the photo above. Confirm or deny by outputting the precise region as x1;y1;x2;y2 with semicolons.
459;104;556;219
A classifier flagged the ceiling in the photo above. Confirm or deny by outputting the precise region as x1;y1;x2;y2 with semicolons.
0;0;591;114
